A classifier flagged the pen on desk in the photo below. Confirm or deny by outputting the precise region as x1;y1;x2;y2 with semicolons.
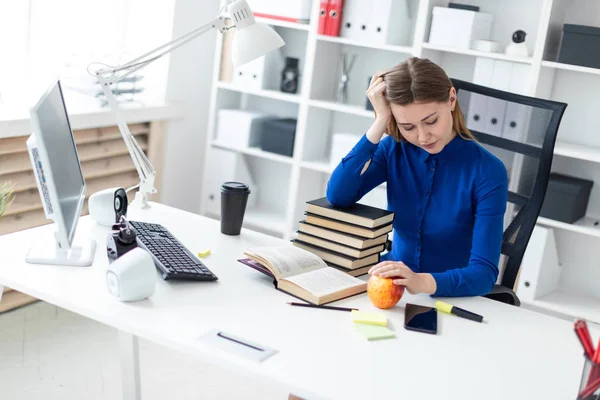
575;319;596;359
286;302;358;312
435;301;484;323
216;332;264;352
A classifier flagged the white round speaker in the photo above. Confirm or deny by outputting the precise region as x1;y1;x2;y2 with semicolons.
89;187;128;227
106;248;156;302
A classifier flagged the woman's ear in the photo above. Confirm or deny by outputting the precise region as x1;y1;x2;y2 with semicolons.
449;87;457;111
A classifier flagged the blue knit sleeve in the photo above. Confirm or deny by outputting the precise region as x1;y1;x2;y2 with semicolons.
326;134;389;207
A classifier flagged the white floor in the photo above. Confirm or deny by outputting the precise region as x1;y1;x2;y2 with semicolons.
0;301;288;400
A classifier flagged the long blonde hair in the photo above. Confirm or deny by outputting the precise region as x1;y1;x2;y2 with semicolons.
379;57;474;143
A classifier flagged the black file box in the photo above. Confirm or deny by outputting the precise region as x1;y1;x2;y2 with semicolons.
540;173;593;223
557;24;600;69
260;118;297;157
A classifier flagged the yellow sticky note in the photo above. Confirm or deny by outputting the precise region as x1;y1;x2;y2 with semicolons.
351;310;387;326
197;249;211;258
354;324;396;341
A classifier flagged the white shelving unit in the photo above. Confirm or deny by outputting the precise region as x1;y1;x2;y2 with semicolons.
421;42;534;64
317;35;413;54
307;99;373;118
244;206;289;234
537;216;600;239
206;206;287;236
217;81;302;104
210;141;294;164
300;160;334;174
201;0;600;322
254;16;310;31
553;140;600;164
528;292;600;324
542;60;600;76
522;0;600;323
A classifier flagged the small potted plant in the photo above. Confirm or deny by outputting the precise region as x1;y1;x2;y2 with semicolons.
0;181;15;217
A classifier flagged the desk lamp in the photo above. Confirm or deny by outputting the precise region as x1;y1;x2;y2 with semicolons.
89;0;285;209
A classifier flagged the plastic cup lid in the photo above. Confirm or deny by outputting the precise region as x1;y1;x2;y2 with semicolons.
221;181;250;193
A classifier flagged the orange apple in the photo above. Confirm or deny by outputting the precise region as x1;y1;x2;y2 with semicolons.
367;275;404;309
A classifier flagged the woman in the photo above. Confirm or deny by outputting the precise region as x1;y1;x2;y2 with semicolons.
326;57;508;297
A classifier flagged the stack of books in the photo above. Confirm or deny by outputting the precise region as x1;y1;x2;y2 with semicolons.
292;197;394;277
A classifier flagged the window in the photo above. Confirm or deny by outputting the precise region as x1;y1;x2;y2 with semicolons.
0;1;176;112
0;2;29;110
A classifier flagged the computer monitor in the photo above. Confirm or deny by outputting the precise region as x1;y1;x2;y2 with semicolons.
25;80;96;266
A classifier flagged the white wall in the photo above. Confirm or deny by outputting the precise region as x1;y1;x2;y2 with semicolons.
161;0;220;212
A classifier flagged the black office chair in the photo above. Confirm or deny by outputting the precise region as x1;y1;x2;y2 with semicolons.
450;78;567;306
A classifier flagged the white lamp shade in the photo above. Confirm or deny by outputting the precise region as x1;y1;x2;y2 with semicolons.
231;23;285;68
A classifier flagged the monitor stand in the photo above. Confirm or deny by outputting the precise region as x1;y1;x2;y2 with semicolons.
26;239;97;267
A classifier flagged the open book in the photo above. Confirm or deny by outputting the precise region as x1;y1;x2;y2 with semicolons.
240;246;367;305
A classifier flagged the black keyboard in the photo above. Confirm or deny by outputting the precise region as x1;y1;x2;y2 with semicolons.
129;220;218;281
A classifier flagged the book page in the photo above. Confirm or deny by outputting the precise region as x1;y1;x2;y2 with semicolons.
244;247;327;279
283;267;364;298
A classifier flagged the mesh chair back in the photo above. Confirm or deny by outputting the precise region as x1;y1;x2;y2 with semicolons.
451;79;567;289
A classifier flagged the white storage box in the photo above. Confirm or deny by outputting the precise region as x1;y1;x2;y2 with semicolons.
329;133;360;167
340;0;411;46
231;54;283;92
232;56;266;91
428;7;493;50
216;109;274;149
247;0;312;22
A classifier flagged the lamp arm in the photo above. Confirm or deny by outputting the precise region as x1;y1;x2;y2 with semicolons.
93;16;229;208
97;17;227;84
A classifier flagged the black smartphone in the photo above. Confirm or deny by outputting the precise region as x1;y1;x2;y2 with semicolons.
404;303;438;334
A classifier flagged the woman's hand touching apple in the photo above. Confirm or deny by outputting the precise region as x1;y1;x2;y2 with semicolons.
368;261;437;295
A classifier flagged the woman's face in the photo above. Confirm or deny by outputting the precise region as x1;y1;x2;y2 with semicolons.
389;88;457;154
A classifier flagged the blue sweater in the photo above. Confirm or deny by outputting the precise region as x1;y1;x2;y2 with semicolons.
326;134;508;297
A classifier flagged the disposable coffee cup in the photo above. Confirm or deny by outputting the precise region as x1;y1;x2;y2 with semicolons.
220;182;250;235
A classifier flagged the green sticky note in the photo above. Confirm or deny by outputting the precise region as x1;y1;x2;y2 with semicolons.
354;323;396;340
351;310;388;326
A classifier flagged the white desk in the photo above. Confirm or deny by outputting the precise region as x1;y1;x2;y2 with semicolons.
0;202;589;400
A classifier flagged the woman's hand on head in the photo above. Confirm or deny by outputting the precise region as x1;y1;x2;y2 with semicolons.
367;73;391;126
368;261;437;295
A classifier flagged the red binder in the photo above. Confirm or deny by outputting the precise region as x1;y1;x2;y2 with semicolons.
318;0;329;35
325;0;343;36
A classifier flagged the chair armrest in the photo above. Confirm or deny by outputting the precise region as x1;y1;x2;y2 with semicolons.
385;239;393;252
484;284;521;306
384;239;520;306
